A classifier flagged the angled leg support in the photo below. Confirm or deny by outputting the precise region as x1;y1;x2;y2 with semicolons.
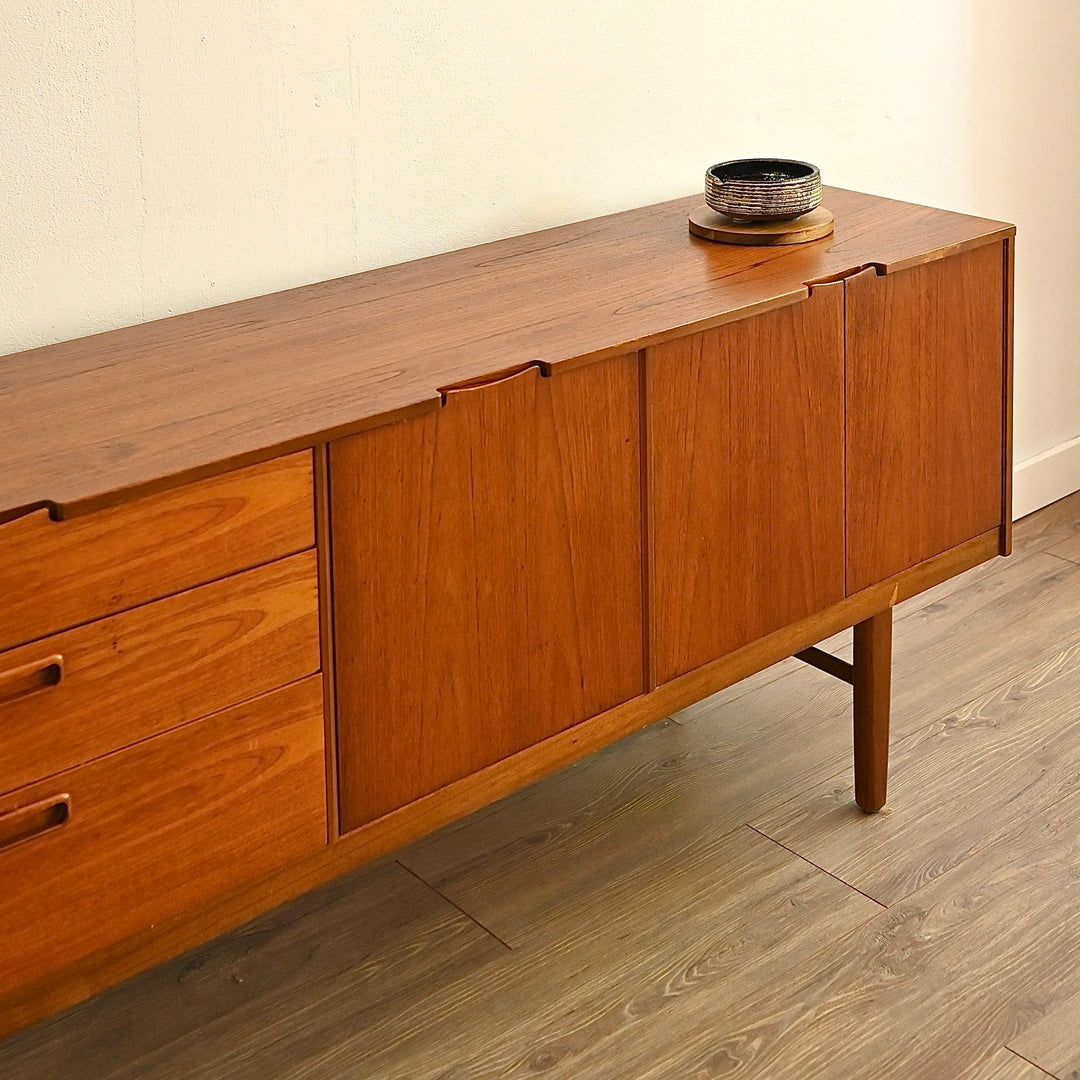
794;605;894;813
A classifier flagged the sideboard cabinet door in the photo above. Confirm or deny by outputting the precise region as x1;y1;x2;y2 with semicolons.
846;244;1006;594
647;284;846;686
330;356;644;832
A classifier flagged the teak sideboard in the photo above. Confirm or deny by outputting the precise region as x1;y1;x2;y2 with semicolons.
0;187;1014;1037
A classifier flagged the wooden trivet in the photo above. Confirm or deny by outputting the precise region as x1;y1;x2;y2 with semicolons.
688;204;834;246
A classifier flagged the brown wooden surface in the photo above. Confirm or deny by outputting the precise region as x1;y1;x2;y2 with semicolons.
0;528;1004;1040
756;629;1080;908
961;1049;1055;1080
0;551;320;795
846;245;1006;593
0;452;314;652
0;675;326;997
0;188;1012;522
688;203;835;245
331;356;644;831
647;282;845;684
1001;235;1016;555
852;607;892;812
312;445;341;842
794;645;853;683
7;498;1080;1080
1008;986;1080;1078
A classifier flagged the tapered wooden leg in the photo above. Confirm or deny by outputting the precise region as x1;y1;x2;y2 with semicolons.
852;607;892;812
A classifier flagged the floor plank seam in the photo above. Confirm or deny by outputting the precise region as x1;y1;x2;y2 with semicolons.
394;860;514;951
1002;1045;1061;1078
743;824;888;908
1046;550;1080;569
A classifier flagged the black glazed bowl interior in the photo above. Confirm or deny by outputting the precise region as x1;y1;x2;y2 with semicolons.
704;158;822;221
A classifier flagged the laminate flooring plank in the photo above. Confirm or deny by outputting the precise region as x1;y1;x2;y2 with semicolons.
1008;985;1080;1079
1014;489;1080;556
0;860;505;1080
378;782;1080;1080
873;552;1080;742
1048;537;1080;566
752;641;1080;903
958;1048;1057;1080
399;677;852;947
0;826;878;1080
597;784;1080;1080
303;827;881;1080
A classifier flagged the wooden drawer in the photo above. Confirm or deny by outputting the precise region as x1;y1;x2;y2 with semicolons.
0;452;314;652
0;676;326;994
0;550;320;794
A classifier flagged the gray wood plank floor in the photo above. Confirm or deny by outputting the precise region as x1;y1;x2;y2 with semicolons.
2;491;1079;1079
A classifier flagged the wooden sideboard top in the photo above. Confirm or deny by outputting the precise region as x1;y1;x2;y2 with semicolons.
0;186;1013;522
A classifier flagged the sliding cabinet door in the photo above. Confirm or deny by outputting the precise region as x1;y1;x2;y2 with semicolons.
330;356;644;831
648;283;846;686
846;244;1007;593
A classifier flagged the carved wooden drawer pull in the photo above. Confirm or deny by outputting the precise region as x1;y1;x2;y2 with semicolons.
0;654;63;705
0;794;71;853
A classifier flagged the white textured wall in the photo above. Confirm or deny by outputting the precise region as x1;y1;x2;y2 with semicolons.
2;1;1077;511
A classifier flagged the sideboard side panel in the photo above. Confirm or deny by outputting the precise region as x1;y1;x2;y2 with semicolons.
845;244;1005;594
331;356;643;832
647;284;846;686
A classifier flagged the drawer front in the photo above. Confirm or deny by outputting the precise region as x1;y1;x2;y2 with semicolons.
0;452;314;652
0;551;320;794
0;676;326;993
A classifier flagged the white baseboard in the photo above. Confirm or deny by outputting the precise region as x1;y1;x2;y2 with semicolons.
1013;434;1080;520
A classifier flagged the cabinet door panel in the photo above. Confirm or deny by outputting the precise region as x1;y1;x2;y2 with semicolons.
846;245;1005;593
331;356;643;832
648;285;845;686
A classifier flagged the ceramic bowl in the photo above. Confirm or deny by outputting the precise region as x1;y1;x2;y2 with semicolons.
704;159;822;221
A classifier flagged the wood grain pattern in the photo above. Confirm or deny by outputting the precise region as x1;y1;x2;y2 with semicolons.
0;452;314;652
959;1048;1055;1080
2;826;878;1080
852;607;892;812
1048;528;1080;566
754;638;1080;905
0;188;1012;521
647;282;845;684
0;861;506;1080
846;245;1006;593
1015;488;1080;557
687;203;835;245
1000;236;1015;556
312;444;340;841
1008;986;1080;1078
800;550;1080;755
0;551;320;794
623;787;1080;1080
0;531;1003;1037
0;676;326;997
8;498;1079;1078
331;356;644;830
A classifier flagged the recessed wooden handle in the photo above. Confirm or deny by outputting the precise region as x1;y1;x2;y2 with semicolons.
0;794;71;853
438;361;547;403
0;654;64;705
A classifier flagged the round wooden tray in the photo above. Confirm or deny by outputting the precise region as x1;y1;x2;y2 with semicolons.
688;204;834;246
